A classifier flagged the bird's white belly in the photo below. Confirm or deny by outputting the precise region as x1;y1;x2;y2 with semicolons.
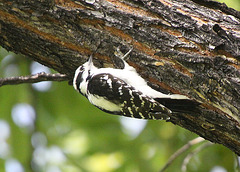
88;94;121;112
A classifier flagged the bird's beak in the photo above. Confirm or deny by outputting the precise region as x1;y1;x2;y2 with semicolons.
88;54;93;68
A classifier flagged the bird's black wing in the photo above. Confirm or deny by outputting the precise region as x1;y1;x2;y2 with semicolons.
87;73;171;119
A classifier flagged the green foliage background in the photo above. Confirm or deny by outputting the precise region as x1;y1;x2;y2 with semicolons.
0;1;239;171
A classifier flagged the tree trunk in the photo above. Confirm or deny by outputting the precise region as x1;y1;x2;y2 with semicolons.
0;0;240;155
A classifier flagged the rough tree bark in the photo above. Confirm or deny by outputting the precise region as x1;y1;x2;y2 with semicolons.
0;0;240;155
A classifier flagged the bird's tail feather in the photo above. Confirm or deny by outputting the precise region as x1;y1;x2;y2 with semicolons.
154;98;200;113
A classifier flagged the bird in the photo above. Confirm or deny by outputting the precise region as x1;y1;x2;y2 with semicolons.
73;48;199;120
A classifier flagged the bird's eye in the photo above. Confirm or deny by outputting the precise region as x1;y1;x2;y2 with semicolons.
79;66;84;72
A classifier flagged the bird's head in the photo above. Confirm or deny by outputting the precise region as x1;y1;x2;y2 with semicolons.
73;55;95;94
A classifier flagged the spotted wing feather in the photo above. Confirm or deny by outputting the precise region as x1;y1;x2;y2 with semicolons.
87;73;171;119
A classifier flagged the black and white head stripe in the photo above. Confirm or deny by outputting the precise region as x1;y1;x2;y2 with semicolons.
74;71;84;93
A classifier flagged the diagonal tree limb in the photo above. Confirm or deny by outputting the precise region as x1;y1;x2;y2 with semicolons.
181;142;213;172
159;137;205;172
0;72;69;87
0;0;240;155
